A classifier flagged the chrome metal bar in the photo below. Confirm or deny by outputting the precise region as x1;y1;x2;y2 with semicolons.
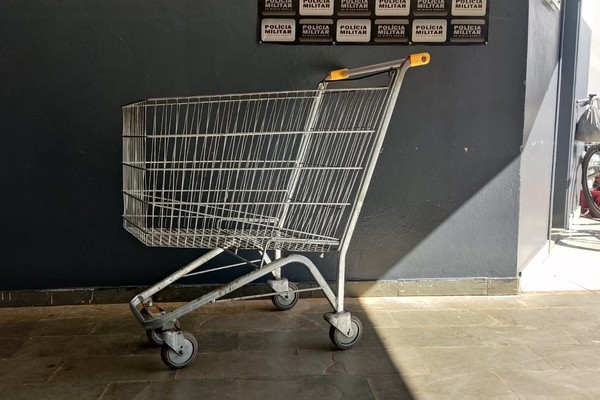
217;287;319;302
340;59;408;79
182;259;262;277
131;254;337;331
129;248;224;318
276;84;326;230
334;62;412;312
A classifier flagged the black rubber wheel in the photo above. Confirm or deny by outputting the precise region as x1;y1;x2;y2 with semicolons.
146;329;164;347
160;331;198;370
329;316;363;350
271;282;299;311
582;144;600;218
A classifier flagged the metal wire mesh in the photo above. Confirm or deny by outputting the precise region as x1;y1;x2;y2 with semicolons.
122;87;390;251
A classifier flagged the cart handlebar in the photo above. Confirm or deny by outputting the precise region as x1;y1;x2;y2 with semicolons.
326;52;430;81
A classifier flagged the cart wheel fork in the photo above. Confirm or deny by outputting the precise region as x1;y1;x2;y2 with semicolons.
268;278;299;310
160;331;197;369
324;311;354;337
161;330;187;354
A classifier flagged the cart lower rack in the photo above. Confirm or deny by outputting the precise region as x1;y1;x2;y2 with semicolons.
122;53;430;369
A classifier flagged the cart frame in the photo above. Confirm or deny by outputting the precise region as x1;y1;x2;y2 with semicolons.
123;53;430;369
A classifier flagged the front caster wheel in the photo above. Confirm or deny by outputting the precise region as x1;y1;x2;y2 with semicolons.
329;316;363;350
271;282;299;311
160;331;198;369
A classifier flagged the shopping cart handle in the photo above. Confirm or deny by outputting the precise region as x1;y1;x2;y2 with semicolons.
410;52;431;67
327;52;430;81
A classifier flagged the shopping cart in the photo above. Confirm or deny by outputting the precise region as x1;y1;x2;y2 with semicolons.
122;52;430;369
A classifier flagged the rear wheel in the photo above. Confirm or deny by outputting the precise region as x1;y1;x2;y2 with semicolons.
160;331;198;369
271;282;299;311
582;144;600;218
329;316;363;350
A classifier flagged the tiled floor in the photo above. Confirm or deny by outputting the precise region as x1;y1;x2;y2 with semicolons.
1;291;600;399
1;217;599;399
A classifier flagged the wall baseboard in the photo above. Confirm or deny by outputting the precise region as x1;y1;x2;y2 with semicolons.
0;278;518;308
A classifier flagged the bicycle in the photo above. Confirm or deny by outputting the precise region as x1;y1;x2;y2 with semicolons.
577;94;600;218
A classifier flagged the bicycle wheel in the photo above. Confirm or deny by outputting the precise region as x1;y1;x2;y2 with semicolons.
581;143;600;218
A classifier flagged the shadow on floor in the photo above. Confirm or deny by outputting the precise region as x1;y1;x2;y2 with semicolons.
0;299;415;399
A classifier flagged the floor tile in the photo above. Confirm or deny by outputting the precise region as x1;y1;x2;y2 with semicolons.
51;355;175;383
100;379;236;400
353;327;396;350
528;344;600;370
237;329;322;352
332;348;427;376
0;319;38;338
351;311;398;328
405;372;519;400
0;306;62;320
390;295;526;311
518;292;600;307
57;304;133;319
496;370;600;399
484;307;591;329
388;309;500;328
89;316;147;335
0;337;27;358
365;326;469;348
175;350;333;380
14;333;142;357
367;374;418;400
234;376;377;400
298;376;376;400
450;324;580;346
190;330;240;352
0;383;107;400
235;378;299;400
29;317;98;337
0;356;63;384
414;346;554;374
194;312;298;332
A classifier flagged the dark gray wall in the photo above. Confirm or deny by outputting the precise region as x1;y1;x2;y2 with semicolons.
0;0;529;290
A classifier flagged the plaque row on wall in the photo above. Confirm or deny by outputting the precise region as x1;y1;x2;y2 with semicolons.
258;0;490;45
